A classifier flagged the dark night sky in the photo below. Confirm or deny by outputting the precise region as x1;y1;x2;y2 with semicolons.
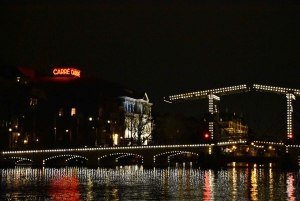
1;1;300;137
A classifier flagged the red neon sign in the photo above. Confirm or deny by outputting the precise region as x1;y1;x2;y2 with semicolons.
53;68;81;77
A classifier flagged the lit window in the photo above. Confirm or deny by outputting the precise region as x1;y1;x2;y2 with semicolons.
30;98;37;105
113;134;118;146
71;108;76;116
59;108;63;116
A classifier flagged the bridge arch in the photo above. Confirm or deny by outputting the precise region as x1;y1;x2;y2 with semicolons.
154;151;199;166
44;154;88;166
10;157;33;165
99;152;143;165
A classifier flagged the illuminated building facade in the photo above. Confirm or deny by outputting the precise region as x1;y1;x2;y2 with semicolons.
0;66;152;150
119;94;153;146
217;113;248;142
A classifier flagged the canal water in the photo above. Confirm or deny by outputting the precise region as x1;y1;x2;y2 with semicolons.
0;165;300;201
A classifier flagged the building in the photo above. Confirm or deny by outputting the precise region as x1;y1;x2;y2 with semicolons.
0;66;153;150
217;112;248;142
201;111;248;143
119;94;153;146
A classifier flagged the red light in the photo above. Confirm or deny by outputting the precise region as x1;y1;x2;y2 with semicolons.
53;68;81;77
204;133;210;138
288;134;293;139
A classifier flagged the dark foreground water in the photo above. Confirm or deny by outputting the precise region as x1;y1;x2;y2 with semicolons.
1;165;300;201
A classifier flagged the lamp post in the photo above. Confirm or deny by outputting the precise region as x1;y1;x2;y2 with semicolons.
54;127;57;142
8;128;12;149
36;138;39;148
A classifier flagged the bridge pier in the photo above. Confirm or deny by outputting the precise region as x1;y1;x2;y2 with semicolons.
87;150;99;167
33;153;45;166
143;149;155;167
284;146;300;169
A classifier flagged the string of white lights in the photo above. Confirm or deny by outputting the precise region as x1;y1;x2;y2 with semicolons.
165;84;248;102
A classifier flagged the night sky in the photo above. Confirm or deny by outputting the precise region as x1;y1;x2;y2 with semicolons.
1;1;300;137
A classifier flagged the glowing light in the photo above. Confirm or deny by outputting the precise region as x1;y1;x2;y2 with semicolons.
53;68;81;77
286;93;295;139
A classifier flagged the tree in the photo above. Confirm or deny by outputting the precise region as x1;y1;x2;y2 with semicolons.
124;101;153;146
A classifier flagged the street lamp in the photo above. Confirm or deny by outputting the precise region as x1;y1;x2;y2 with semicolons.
54;127;57;142
8;128;12;149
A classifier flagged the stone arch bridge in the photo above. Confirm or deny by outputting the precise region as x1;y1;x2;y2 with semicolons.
2;144;211;167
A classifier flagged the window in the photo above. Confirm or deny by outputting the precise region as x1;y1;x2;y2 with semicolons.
71;108;76;116
30;98;37;105
59;108;63;116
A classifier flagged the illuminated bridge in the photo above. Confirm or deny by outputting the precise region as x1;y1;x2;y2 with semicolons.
1;144;210;167
164;84;300;141
2;142;300;168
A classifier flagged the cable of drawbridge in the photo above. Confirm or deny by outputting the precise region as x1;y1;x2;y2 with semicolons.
293;106;300;136
262;108;286;138
254;91;264;137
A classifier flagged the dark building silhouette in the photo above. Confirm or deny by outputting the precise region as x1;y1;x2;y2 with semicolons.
0;66;152;150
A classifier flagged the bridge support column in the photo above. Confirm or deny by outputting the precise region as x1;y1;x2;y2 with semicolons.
208;94;220;140
283;146;299;170
143;149;154;167
286;93;295;140
87;150;99;167
31;153;44;167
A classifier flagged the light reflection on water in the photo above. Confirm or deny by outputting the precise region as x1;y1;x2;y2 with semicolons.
0;166;299;200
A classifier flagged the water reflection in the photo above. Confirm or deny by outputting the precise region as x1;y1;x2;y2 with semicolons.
203;170;211;200
0;166;299;200
287;172;296;201
49;175;82;201
250;167;258;200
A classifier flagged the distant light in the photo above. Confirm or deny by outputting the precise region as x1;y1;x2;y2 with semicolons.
9;128;12;131
89;117;92;121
